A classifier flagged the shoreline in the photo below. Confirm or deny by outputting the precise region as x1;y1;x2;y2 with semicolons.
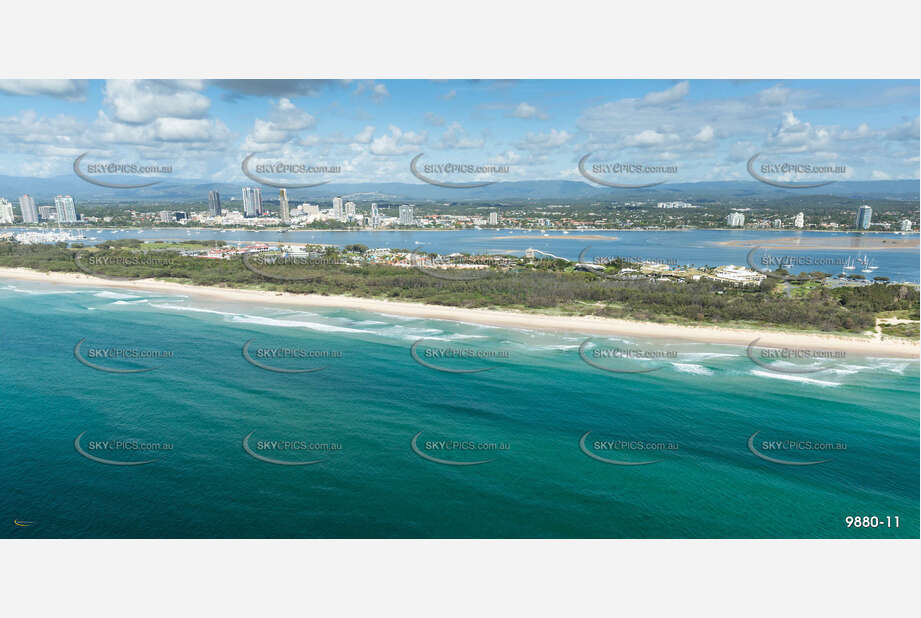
1;266;918;359
3;225;915;235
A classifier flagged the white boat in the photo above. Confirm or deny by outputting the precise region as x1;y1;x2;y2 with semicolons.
842;256;856;271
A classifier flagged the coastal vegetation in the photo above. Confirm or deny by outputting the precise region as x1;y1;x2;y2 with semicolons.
1;240;917;336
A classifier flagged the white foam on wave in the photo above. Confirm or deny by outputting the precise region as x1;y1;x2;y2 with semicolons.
94;291;142;300
677;352;738;360
111;299;149;305
150;303;232;316
671;362;714;375
0;284;82;295
749;369;840;387
150;302;376;334
229;314;374;333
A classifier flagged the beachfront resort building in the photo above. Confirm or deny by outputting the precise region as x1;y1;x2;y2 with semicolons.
794;212;804;228
489;211;499;225
900;219;913;232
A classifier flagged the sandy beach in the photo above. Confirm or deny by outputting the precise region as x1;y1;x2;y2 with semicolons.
2;266;918;359
717;236;919;250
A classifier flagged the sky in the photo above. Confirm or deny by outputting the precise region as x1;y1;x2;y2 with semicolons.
0;79;917;185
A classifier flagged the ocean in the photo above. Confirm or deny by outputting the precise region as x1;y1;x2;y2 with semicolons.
1;278;917;538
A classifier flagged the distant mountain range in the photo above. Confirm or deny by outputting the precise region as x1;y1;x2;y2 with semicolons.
0;174;917;203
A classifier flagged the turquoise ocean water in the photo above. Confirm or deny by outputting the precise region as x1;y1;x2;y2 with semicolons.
1;278;917;538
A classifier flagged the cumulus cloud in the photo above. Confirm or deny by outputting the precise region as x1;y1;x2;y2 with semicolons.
511;102;546;119
371;83;390;102
103;80;210;124
243;98;316;150
439;122;484;149
354;125;375;144
369;126;426;156
758;84;791;107
516;129;571;151
623;129;678;147
0;79;88;101
641;81;689;106
766;111;831;151
886;117;920;141
694;125;715;143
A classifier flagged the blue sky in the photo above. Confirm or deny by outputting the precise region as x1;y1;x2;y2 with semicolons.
0;79;917;184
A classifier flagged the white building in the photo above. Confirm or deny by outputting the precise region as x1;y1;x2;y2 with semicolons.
900;219;913;232
19;194;38;223
0;198;14;224
345;201;356;222
726;212;745;227
242;187;263;218
399;205;414;226
773;219;783;228
54;195;78;223
332;197;344;221
714;265;764;285
794;212;804;229
370;203;381;228
488;211;499;225
657;201;696;209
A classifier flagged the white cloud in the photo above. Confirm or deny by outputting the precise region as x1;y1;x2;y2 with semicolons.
243;99;316;150
886;117;920;141
439;122;484;149
512;102;545;119
0;79;88;101
154;118;230;143
372;83;390;102
766;111;831;151
103;80;210;124
694;125;715;143
369;126;426;156
758;85;791;107
516;129;571;151
623;129;677;147
269;98;315;131
641;81;689;106
871;170;891;180
354;125;375;144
